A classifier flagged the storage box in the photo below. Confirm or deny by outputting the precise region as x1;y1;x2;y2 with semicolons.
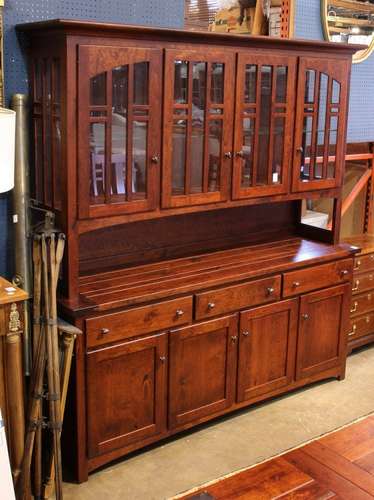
209;7;254;34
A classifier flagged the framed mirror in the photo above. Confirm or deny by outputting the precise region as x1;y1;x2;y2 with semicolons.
322;0;374;63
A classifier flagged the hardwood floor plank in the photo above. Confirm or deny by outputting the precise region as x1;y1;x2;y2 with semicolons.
275;479;339;499
355;451;374;475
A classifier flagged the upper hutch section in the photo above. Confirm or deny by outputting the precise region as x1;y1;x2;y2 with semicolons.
18;20;362;232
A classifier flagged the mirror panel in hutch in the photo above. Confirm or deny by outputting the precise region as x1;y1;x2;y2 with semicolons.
18;19;362;482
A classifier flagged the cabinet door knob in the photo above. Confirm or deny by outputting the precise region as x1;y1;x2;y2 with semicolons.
235;150;244;158
352;280;360;292
340;269;349;277
231;335;238;343
296;146;304;154
293;281;301;288
176;309;184;318
100;328;110;335
151;154;160;164
267;287;275;295
207;302;215;310
159;356;166;363
302;313;309;320
224;152;233;159
242;331;250;337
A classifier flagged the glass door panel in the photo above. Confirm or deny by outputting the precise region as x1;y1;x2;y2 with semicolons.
162;49;235;208
233;54;296;199
78;46;162;219
292;57;349;192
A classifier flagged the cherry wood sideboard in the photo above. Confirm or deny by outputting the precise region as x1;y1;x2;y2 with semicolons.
17;20;362;482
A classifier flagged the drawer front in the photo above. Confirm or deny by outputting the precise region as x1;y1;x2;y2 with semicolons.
348;312;374;341
283;258;353;298
352;271;374;296
195;275;281;320
86;296;193;348
350;291;374;318
354;253;374;274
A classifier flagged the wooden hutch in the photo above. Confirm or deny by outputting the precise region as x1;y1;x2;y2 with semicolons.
18;20;362;482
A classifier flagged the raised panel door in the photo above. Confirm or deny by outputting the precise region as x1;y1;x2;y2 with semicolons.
232;53;296;199
86;333;167;458
296;284;350;380
78;45;162;218
168;316;237;429
237;299;298;402
162;49;235;208
292;57;349;192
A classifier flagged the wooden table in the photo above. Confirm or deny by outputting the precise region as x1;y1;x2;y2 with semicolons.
0;276;28;481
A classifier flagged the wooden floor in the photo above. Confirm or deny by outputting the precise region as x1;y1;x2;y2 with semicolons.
181;415;374;499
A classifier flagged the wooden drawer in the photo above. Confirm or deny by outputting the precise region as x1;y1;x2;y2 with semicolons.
348;312;374;341
86;296;193;348
352;271;374;295
195;275;281;320
283;258;353;298
354;253;374;274
350;291;374;318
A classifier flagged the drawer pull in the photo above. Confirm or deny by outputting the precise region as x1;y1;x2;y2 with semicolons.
231;335;238;343
100;328;110;335
302;313;309;320
350;301;358;313
267;287;275;295
352;280;360;292
207;302;216;310
159;356;166;363
293;281;301;288
242;331;250;337
348;324;357;337
175;309;184;318
340;269;349;277
354;260;361;270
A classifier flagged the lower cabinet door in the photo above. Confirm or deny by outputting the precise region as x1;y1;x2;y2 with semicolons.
296;284;350;380
168;315;238;429
86;333;167;458
237;299;298;403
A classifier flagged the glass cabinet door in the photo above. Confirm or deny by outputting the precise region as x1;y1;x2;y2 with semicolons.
232;54;296;199
78;45;162;219
292;57;349;192
162;50;235;208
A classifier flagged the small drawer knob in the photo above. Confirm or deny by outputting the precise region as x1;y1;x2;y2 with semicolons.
224;152;233;159
100;328;110;335
207;302;216;310
302;313;309;320
242;331;250;337
267;287;275;295
293;281;301;288
235;150;244;158
176;309;184;318
151;154;160;164
159;356;166;363
340;269;349;277
231;335;238;343
296;146;304;154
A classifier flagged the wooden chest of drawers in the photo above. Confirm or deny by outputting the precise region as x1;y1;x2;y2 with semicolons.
343;234;374;352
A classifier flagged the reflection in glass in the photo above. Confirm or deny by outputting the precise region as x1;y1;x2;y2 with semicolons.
112;66;128;116
208;120;222;192
272;117;284;184
191;116;204;194
90;122;106;201
241;117;255;188
328;115;338;178
244;65;257;103
304;70;315;104
54;118;62;208
332;79;340;104
316;73;328;160
275;66;287;103
301;116;313;180
133;121;147;198
174;61;188;104
133;62;149;105
35;59;43;101
211;63;224;104
45;63;52;206
35;117;44;200
257;66;272;185
111;113;126;196
192;62;207;111
172;120;186;194
90;72;106;106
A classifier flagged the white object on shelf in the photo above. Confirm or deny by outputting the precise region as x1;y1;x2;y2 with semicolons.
301;210;329;229
0;108;16;193
0;410;16;500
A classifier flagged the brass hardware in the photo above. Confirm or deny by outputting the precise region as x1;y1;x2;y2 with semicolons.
371;255;374;260
207;302;215;310
350;302;358;313
9;303;21;333
302;313;309;320
370;275;374;281
348;324;357;337
231;335;238;343
242;331;250;337
100;328;110;335
293;281;301;288
151;154;160;164
352;280;360;292
235;151;244;158
159;356;166;363
267;287;275;295
354;260;361;270
366;316;371;323
296;146;304;154
224;152;233;159
176;309;184;318
340;269;349;277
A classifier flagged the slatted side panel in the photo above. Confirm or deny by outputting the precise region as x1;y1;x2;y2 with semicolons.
184;0;220;31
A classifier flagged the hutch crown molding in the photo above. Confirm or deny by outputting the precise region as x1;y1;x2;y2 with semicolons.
18;19;363;482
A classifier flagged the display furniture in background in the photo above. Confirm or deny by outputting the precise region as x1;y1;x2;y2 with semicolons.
18;19;362;483
0;0;4;106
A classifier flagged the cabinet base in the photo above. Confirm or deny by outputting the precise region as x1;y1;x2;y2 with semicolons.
347;332;374;354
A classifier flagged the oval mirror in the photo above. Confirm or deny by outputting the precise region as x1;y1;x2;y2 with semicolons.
322;0;374;63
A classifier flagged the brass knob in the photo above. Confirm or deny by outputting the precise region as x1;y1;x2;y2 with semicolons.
267;287;275;295
231;335;238;343
224;152;233;159
151;154;160;164
296;146;304;154
176;309;184;318
340;269;349;277
293;281;301;288
207;302;216;310
242;331;250;337
235;151;244;158
159;356;166;363
100;328;110;335
302;313;309;320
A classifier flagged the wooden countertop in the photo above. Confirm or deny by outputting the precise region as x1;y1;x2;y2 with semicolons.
0;277;28;305
342;234;374;256
69;237;357;314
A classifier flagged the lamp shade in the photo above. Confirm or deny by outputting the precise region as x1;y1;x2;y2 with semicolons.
0;108;16;193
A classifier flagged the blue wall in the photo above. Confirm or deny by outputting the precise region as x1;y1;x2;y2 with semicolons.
0;0;184;277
